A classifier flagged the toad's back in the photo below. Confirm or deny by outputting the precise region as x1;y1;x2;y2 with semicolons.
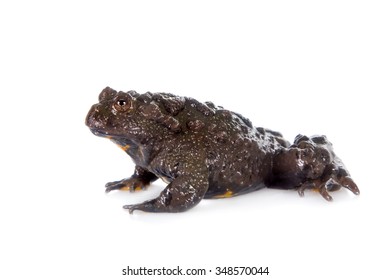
131;92;288;198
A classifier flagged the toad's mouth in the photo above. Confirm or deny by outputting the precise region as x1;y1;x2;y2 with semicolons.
88;127;141;139
88;128;125;139
89;128;112;138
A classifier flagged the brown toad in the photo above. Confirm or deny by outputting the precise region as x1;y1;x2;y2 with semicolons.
85;87;359;213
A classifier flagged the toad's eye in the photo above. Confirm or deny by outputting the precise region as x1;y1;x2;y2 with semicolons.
113;98;132;112
117;99;127;106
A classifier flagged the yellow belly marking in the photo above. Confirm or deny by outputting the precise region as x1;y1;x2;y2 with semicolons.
214;190;234;198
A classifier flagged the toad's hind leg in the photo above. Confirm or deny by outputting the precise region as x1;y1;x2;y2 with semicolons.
268;135;360;201
123;173;209;213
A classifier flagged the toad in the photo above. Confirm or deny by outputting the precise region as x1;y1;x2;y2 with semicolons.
86;87;359;213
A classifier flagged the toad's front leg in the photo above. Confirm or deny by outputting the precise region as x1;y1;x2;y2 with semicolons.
123;172;209;213
270;135;360;201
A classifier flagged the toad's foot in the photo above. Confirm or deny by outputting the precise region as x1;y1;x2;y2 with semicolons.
123;202;155;214
105;177;147;193
297;161;360;201
271;135;360;201
105;165;158;193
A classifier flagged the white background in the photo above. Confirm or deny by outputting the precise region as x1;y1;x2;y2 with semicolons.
1;1;389;279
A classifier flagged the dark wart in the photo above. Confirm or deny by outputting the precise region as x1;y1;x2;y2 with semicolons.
86;87;359;214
